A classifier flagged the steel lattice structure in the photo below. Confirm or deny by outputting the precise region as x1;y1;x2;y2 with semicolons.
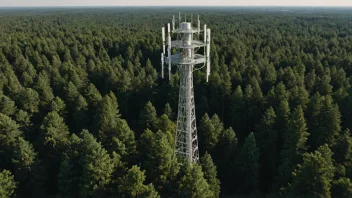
161;14;211;163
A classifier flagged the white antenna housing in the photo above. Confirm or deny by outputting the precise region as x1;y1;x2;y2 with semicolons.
162;26;165;54
167;23;171;80
161;53;164;78
206;28;211;82
161;26;165;79
197;15;200;35
204;24;207;57
179;12;181;28
172;15;175;32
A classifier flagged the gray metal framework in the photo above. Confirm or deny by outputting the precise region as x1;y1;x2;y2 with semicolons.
161;14;211;163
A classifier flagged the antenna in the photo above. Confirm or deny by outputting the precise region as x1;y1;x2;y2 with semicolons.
161;26;166;78
172;15;175;32
206;28;211;82
197;15;200;35
179;12;181;27
167;23;171;80
161;53;164;78
204;24;207;57
161;14;211;163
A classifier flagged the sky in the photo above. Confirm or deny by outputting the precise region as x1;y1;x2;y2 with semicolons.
1;0;352;7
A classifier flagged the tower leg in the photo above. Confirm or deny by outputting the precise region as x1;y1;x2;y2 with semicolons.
175;64;199;163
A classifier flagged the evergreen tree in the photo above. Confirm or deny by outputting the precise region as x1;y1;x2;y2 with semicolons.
331;177;352;198
138;101;158;132
12;137;46;196
308;95;342;149
0;169;16;198
118;165;159;198
0;95;17;116
213;127;238;195
276;106;308;190
163;103;174;120
235;132;260;193
200;152;221;198
0;113;22;150
78;130;114;197
178;163;213;198
256;107;277;192
17;88;40;114
288;144;334;197
40;111;70;151
138;129;178;195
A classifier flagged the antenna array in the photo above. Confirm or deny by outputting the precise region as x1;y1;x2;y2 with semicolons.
161;13;211;163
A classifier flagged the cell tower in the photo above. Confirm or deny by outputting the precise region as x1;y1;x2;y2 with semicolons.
161;13;211;163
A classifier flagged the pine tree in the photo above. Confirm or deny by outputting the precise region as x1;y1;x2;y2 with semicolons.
333;129;352;178
95;92;120;141
50;96;67;117
289;144;334;197
308;95;341;149
40;111;70;151
17;88;40;114
0;113;22;150
138;101;158;132
178;163;213;198
118;165;159;198
163;103;174;120
331;177;352;198
156;114;176;148
139;129;178;195
58;133;81;197
0;170;16;198
256;107;277;192
72;94;88;132
199;113;224;153
78;130;114;197
276;106;308;190
0;95;17;116
235;132;260;193
12;137;46;196
213;127;238;195
200;152;221;198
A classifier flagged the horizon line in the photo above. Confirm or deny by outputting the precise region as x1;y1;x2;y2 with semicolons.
1;5;352;7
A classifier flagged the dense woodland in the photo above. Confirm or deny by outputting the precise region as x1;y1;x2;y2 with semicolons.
0;7;352;197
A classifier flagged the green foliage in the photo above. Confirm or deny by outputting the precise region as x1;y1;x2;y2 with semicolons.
59;130;114;197
138;129;178;195
118;165;159;198
256;107;277;192
0;113;22;149
0;95;17;116
276;106;308;190
235;132;260;193
178;163;213;198
0;8;351;197
12;138;46;196
78;130;114;197
288;144;334;198
331;177;352;198
199;113;224;152
139;101;158;132
40;111;69;151
0;170;16;198
200;152;221;198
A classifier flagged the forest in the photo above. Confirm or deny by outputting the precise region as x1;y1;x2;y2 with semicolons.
0;7;352;197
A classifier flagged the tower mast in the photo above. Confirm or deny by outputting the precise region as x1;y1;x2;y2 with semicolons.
161;14;211;163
